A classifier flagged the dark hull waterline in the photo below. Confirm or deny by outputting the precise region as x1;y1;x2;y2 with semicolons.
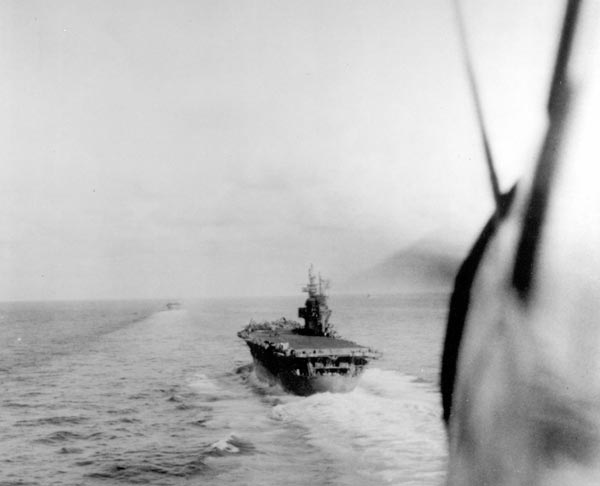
249;347;365;396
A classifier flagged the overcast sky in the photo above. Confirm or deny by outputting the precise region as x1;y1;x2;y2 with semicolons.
1;0;565;300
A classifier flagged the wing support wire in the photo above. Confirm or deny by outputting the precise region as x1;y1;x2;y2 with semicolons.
452;0;502;210
512;0;583;299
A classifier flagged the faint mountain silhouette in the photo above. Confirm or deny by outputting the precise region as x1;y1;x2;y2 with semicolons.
341;237;464;294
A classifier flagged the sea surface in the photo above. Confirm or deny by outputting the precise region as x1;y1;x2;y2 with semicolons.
0;293;449;485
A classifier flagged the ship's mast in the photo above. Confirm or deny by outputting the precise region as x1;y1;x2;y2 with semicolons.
302;264;318;297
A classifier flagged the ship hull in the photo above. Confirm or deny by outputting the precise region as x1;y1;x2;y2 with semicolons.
244;339;369;396
252;358;361;395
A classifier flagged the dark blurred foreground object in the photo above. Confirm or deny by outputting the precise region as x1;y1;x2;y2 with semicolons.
441;0;600;484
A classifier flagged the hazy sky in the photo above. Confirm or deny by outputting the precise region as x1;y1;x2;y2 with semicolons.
1;0;565;300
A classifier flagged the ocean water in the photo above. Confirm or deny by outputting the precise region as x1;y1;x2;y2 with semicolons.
0;293;449;485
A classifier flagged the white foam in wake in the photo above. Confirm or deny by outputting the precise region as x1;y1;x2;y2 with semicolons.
207;434;241;454
189;373;223;394
271;368;447;485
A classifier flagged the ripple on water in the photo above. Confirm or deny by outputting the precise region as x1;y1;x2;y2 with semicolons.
0;481;40;486
189;418;210;427
35;430;91;444
2;401;38;409
15;415;89;427
117;417;142;424
85;449;211;483
57;446;83;454
106;407;139;415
